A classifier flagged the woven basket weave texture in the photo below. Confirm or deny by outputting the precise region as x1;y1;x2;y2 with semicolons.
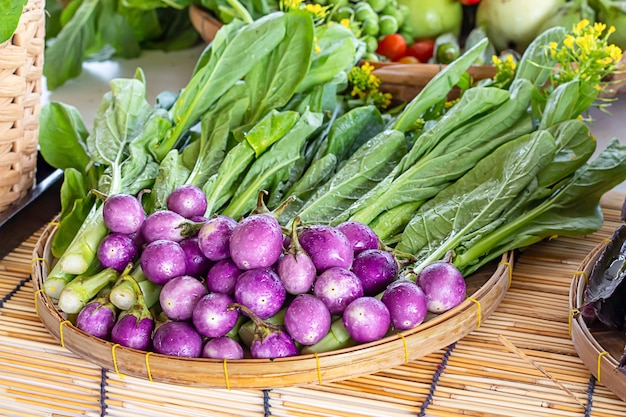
0;0;45;213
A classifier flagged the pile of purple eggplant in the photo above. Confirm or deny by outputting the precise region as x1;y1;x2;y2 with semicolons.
62;185;467;359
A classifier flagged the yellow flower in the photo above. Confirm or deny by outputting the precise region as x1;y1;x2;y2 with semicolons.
361;61;375;75
573;19;589;35
606;44;623;62
282;0;302;10
593;21;606;35
505;54;516;70
304;3;326;18
340;18;351;29
564;34;575;49
314;44;321;54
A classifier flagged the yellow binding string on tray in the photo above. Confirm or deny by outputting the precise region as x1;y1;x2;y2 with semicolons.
49;221;60;227
574;270;589;286
597;351;610;383
398;333;409;364
467;297;481;328
223;359;230;390
568;308;579;336
58;320;71;349
111;344;126;379
498;261;513;288
31;257;50;278
33;289;44;317
145;352;154;383
314;353;323;385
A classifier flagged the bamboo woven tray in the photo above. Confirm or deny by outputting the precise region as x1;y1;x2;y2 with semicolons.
569;238;626;402
31;219;513;389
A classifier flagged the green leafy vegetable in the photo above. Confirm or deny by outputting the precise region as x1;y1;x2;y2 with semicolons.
294;129;408;224
397;130;557;273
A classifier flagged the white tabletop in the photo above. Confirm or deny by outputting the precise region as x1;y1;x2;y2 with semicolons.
41;46;626;193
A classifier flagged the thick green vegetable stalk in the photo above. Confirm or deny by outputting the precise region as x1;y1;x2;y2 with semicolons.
300;319;356;354
109;266;161;311
57;267;119;315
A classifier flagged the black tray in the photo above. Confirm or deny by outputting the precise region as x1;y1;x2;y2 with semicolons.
0;154;62;259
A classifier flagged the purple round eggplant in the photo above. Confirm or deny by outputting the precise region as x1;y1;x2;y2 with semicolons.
97;233;138;271
206;258;241;295
336;221;379;253
417;261;466;313
76;300;117;340
142;210;202;244
229;214;284;270
284;294;331;345
103;193;145;235
202;337;245;359
197;215;237;261
277;252;317;295
381;280;428;330
250;329;299;359
313;267;363;315
298;225;354;272
110;313;154;351
140;239;187;285
277;219;317;295
352;249;398;295
152;321;203;358
179;237;212;277
166;184;208;219
234;268;286;319
159;275;207;321
192;293;239;338
342;297;391;343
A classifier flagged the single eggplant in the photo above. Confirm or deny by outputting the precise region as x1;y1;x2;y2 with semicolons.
231;303;298;359
277;217;317;295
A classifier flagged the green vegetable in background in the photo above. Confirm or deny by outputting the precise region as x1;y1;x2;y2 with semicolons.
43;0;199;90
591;0;626;48
0;0;28;44
197;0;278;24
538;0;597;35
476;0;566;52
396;0;462;39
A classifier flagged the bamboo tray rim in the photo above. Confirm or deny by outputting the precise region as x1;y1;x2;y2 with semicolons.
569;238;626;402
32;217;514;389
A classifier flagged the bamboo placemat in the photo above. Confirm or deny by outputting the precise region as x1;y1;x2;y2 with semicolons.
1;192;625;417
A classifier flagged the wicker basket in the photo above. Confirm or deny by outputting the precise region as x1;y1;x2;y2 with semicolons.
32;219;514;389
0;0;45;213
569;239;626;402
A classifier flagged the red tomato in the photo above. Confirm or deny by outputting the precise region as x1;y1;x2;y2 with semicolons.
376;34;407;62
460;0;481;5
405;38;436;63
